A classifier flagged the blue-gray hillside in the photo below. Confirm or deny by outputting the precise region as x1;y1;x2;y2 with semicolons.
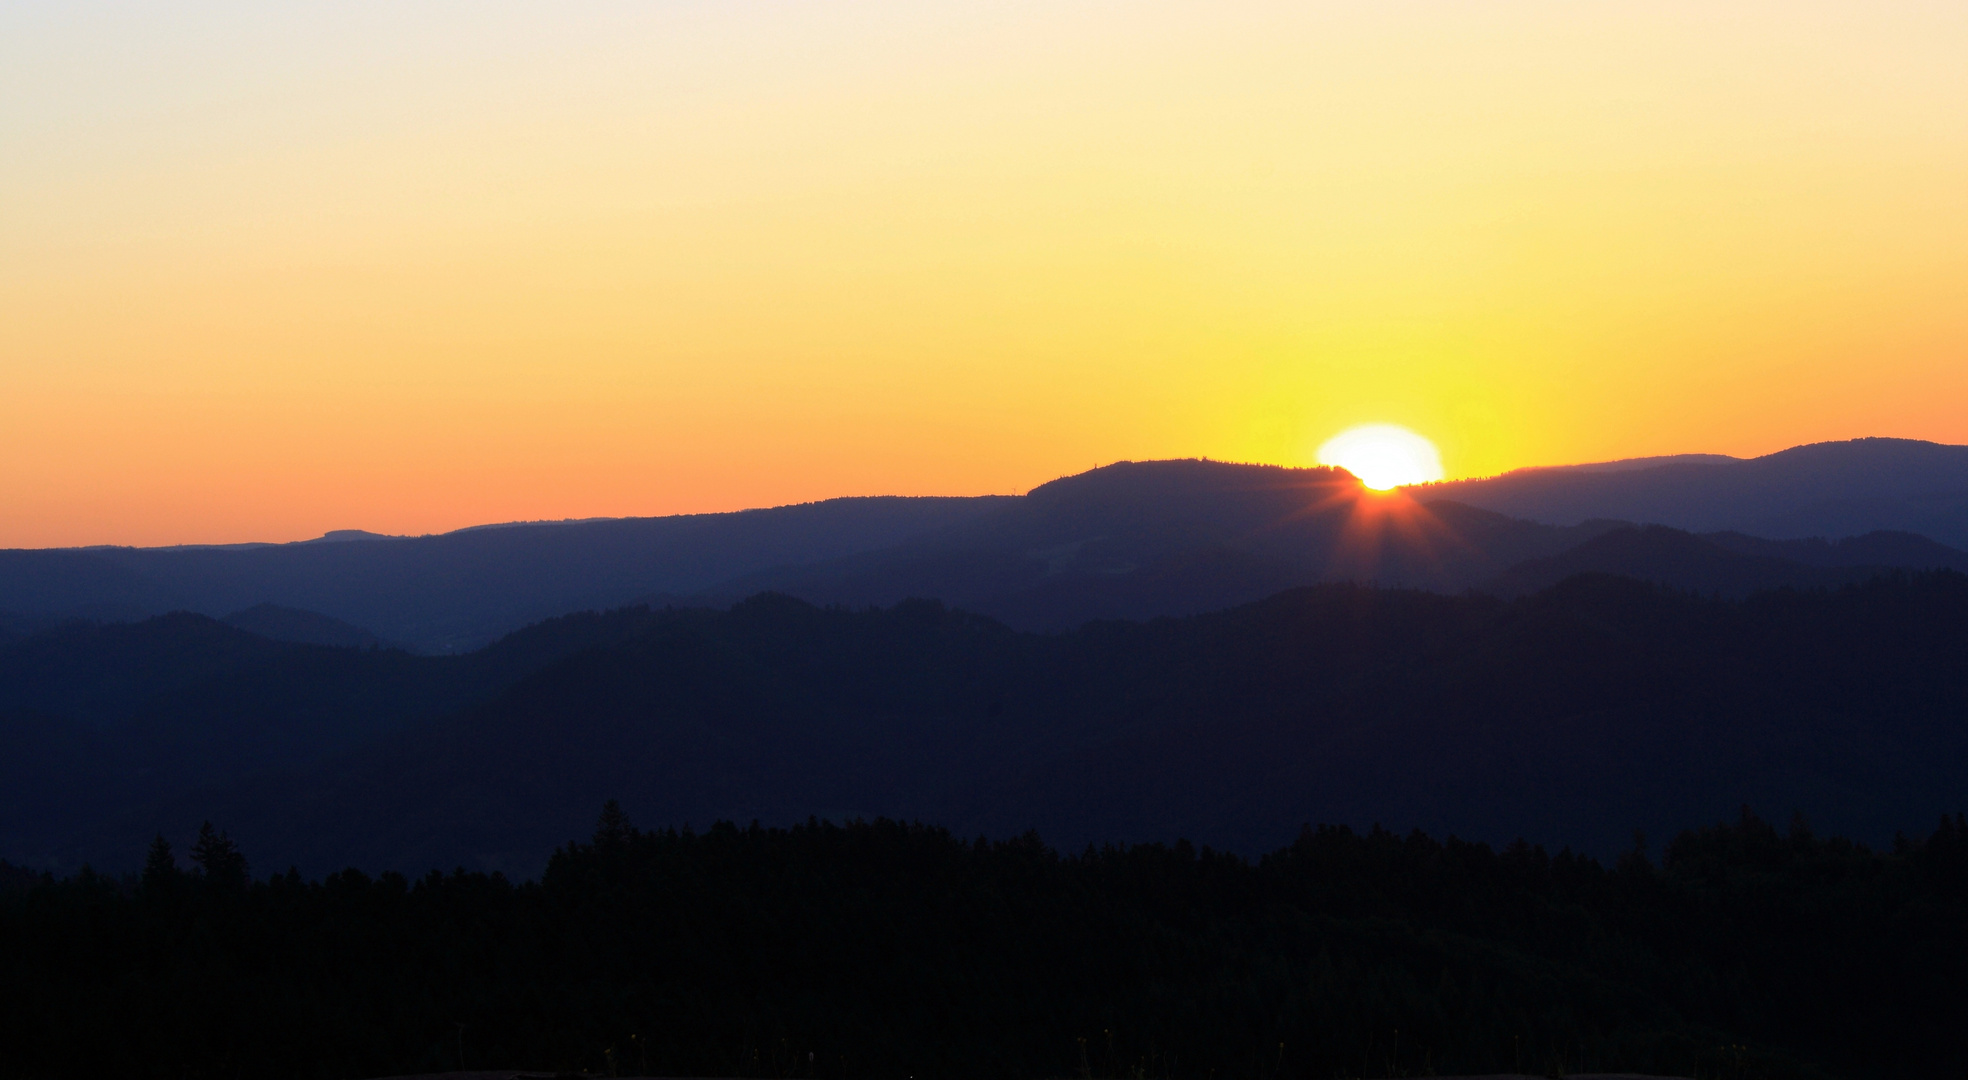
0;496;1010;652
1423;437;1968;546
6;440;1968;650
702;456;1968;627
701;461;1620;627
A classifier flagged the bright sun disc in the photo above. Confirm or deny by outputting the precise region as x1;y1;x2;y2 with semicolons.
1316;425;1444;490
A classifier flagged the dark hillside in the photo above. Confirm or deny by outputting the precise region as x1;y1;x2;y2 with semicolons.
0;608;676;869
0;613;43;646
131;571;1968;877
221;602;388;648
1480;525;1889;597
0;614;293;726
1703;528;1968;571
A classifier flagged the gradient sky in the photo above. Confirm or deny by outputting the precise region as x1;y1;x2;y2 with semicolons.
5;1;1967;547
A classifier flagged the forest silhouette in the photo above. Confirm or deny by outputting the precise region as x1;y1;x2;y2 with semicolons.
4;803;1966;1079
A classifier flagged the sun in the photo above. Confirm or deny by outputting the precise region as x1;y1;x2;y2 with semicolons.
1316;424;1445;490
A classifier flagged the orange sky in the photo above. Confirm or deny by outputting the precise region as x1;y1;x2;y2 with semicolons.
4;1;1966;547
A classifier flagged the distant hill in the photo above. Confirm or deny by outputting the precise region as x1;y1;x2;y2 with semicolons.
25;571;1963;878
707;461;1620;629
301;529;398;544
705;456;1968;628
0;496;1011;652
0;612;61;647
0;607;677;869
220;603;388;648
7;439;1968;651
1703;528;1968;571
1480;525;1919;598
1423;437;1968;546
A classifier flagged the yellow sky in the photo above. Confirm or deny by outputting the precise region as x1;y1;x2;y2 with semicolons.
4;1;1966;547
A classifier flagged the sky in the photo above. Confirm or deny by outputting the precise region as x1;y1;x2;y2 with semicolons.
4;1;1967;548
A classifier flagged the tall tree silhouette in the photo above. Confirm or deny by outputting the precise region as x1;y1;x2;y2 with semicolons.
141;833;178;892
593;799;634;848
189;821;247;889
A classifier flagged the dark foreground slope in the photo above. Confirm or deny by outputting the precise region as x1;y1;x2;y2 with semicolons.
78;570;1968;877
5;809;1966;1080
0;608;675;868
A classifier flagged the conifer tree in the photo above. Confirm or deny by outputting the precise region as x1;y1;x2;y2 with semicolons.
594;799;634;848
189;821;248;889
141;834;178;892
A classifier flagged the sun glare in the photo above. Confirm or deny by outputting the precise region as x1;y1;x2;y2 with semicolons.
1316;425;1445;490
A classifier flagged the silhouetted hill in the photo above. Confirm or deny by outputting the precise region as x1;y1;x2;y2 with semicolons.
1424;437;1968;546
1481;525;1897;598
705;461;1620;628
0;612;57;646
0;613;295;726
302;528;398;544
0;496;1009;652
65;571;1968;878
9;443;1968;649
1703;528;1968;571
0;549;174;623
0;607;681;868
221;602;387;648
705;454;1968;628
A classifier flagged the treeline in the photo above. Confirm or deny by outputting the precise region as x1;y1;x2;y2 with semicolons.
5;807;1967;1080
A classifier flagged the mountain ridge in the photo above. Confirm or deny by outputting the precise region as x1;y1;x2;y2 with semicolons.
1423;437;1968;545
24;569;1964;878
5;438;1968;650
0;496;1013;652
